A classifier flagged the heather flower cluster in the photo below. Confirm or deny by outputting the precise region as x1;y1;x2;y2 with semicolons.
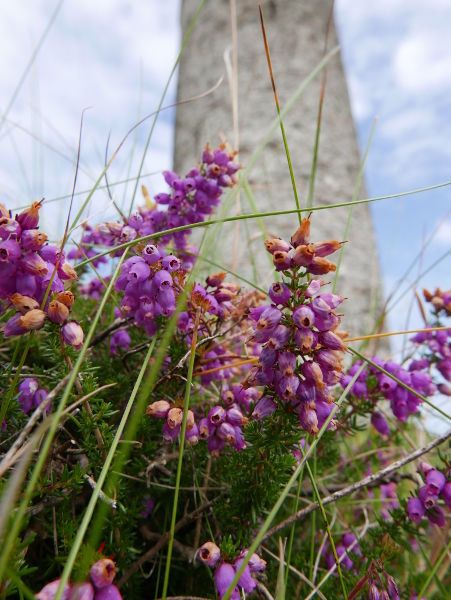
341;357;435;431
406;462;451;528
324;532;361;572
0;200;84;350
198;541;266;600
18;377;49;415
36;558;122;600
243;216;347;434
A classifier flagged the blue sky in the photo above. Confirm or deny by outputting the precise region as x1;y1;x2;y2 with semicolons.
1;0;451;350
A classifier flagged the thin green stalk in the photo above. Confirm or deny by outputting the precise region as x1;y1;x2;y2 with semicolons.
128;0;207;216
308;450;316;583
418;541;448;597
349;347;451;423
0;334;34;425
161;307;202;600
259;6;301;224
221;364;366;600
304;460;347;599
417;535;451;598
54;337;157;600
5;567;36;600
0;251;128;583
284;464;304;589
333;117;377;293
75;177;450;270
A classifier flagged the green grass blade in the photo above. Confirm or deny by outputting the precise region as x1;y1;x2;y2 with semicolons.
417;535;451;598
54;338;157;600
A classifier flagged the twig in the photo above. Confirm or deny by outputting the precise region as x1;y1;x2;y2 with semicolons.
263;429;451;540
88;318;128;347
117;497;219;588
255;582;275;600
140;525;195;562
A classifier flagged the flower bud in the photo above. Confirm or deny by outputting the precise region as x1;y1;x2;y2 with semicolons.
93;585;122;600
302;361;325;390
292;244;315;267
20;229;48;250
167;408;183;429
425;469;446;495
198;541;221;566
90;558;116;589
368;583;380;600
264;238;291;254
62;321;84;350
407;497;425;523
59;261;78;280
47;300;70;323
318;330;347;351
215;563;238;598
16;200;42;230
202;143;214;164
3;313;28;337
0;217;21;239
298;406;319;434
308;257;337;275
54;290;75;308
291;217;310;248
186;409;195;430
371;412;390;436
252;396;277;420
10;293;39;314
313;239;342;257
206;271;227;287
35;579;71;600
226;407;248;426
18;309;46;331
273;250;292;271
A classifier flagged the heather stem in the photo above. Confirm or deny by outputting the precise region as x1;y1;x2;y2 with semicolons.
161;307;202;600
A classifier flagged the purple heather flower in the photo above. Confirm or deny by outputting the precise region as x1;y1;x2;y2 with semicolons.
153;269;173;291
407;497;425;523
268;281;291;304
156;289;176;313
20;252;48;277
252;396;277;420
93;585;122;600
298;406;319;434
16;273;36;297
257;347;277;370
16;201;42;230
61;321;84;351
315;400;336;429
119;226;137;244
297;380;316;403
231;426;246;451
215;563;240;600
279;375;300;400
154;193;171;204
371;412;390;436
317;293;344;309
248;306;267;322
207;434;225;458
385;575;399;600
186;422;199;444
40;244;63;264
273;250;292;271
209;405;226;425
418;486;438;509
18;378;39;414
69;582;95;600
0;238;21;261
304;278;322;297
302;361;325;390
198;417;215;439
294;327;317;352
3;313;28;338
90;558;116;589
142;244;161;264
20;229;48;251
442;481;451;509
255;368;275;386
316;349;342;372
368;583;380;600
426;505;446;528
313;311;340;332
35;579;71;600
278;351;296;377
226;407;248;427
217;422;237;443
128;213;143;230
0;217;21;239
198;542;221;566
140;495;156;518
266;325;291;350
317;330;346;351
162;254;180;272
233;558;257;593
202;144;214;164
162;421;181;442
256;306;282;331
425;469;446;495
242;552;267;573
264;238;291;254
128;261;151;283
110;329;131;355
147;400;171;418
378;374;397;393
293;305;315;328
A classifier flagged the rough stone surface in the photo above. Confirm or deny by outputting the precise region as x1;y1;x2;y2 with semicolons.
173;0;384;340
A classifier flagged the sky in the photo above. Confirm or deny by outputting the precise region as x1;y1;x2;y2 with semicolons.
1;0;451;428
